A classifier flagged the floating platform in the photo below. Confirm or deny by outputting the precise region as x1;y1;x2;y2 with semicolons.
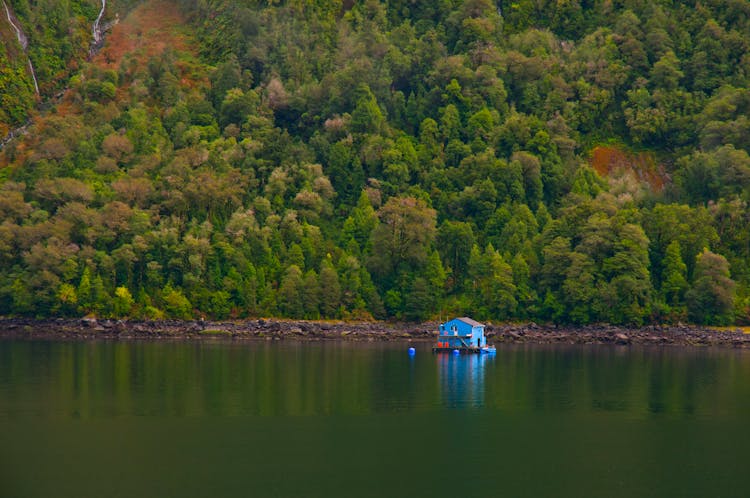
432;345;496;354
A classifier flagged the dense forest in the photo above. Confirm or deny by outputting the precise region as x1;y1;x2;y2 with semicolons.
1;0;749;325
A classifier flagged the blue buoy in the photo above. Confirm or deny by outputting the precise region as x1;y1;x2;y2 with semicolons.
408;347;416;355
452;349;460;355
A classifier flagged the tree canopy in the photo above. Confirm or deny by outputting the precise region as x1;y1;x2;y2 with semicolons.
1;0;749;325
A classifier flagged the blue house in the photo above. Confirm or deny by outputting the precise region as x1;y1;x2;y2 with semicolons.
434;317;488;351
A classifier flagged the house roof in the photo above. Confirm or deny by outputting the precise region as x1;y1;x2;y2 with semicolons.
456;317;484;327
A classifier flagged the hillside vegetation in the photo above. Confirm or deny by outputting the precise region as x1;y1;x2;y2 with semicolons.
1;0;750;325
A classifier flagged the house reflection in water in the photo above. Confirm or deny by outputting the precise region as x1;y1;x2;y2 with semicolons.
437;352;491;408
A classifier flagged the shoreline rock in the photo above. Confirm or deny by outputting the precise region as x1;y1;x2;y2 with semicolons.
0;318;749;348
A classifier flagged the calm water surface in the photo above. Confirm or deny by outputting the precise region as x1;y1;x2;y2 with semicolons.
1;339;749;497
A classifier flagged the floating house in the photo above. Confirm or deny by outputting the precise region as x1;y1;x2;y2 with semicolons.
433;317;495;353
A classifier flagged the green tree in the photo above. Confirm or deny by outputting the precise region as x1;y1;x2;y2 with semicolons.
278;265;304;318
325;140;365;206
369;196;437;283
650;50;683;90
162;284;193;319
319;260;341;318
468;244;516;319
209;290;232;319
56;283;78;316
562;252;597;324
220;88;258;128
661;240;688;307
424;250;447;309
599;223;652;326
485;247;517;319
404;277;432;321
687;249;736;325
11;278;34;316
91;275;110;317
350;85;385;134
302;270;321;319
511;253;537;318
77;267;93;314
209;56;243;107
436;220;475;290
341;191;378;253
113;286;135;317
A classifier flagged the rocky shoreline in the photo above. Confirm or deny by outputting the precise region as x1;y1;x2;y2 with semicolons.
1;318;749;347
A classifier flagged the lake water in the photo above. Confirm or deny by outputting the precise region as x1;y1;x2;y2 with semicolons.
1;339;749;498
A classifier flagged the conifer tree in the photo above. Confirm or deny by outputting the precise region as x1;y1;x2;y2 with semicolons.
77;268;93;314
278;265;305;319
404;277;432;321
319;260;341;318
302;270;321;319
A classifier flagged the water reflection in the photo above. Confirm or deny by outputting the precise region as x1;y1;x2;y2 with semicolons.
2;340;750;419
437;353;491;408
3;340;750;498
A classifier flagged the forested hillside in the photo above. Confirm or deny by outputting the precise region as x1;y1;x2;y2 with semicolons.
0;0;126;136
1;0;749;325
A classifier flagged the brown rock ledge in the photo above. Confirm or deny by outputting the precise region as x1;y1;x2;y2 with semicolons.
1;318;749;347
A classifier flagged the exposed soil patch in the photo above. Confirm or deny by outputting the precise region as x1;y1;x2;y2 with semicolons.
590;145;669;192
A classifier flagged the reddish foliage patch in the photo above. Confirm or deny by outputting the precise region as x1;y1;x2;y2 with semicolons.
1;1;202;168
92;0;194;70
590;146;669;192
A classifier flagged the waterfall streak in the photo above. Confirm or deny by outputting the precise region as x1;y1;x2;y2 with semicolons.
3;0;38;95
93;0;106;44
28;59;39;94
3;0;27;49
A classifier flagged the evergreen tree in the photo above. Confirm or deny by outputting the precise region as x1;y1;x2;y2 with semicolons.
661;240;688;307
424;250;447;310
350;85;385;135
302;270;321;319
511;253;536;319
77;268;93;315
91;275;110;317
404;277;432;321
341;191;378;253
319;260;341;318
278;265;305;318
486;247;517;319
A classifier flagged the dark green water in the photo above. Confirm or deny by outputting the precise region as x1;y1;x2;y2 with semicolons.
1;339;749;498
